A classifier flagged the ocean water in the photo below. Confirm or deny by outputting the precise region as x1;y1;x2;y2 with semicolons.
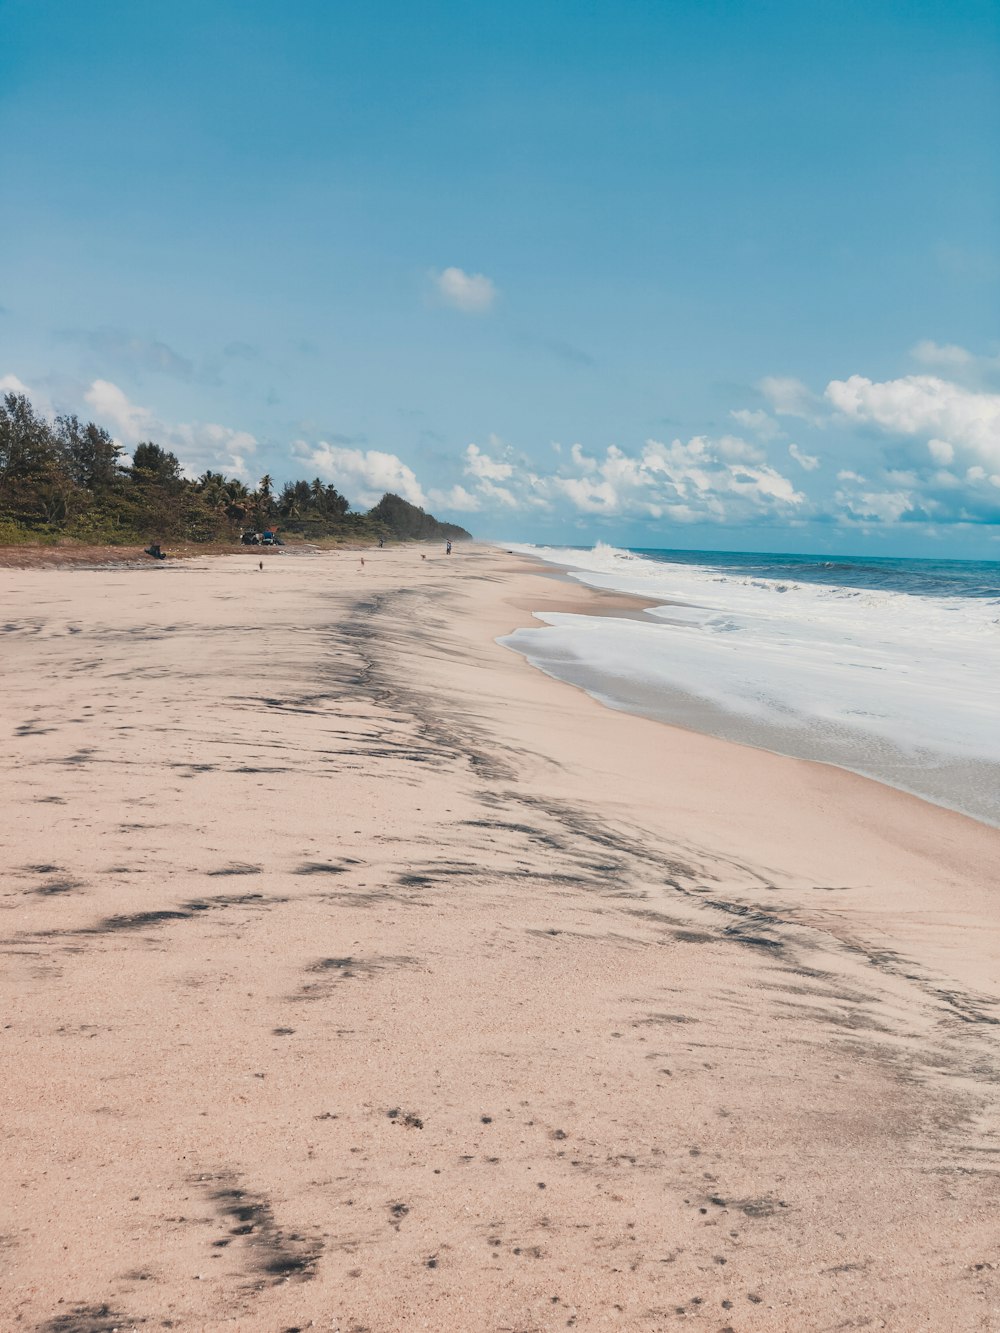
500;543;1000;828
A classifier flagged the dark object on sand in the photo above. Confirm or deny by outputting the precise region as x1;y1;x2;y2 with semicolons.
144;543;166;560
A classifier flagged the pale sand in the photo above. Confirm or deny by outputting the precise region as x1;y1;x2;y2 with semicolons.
2;545;999;1332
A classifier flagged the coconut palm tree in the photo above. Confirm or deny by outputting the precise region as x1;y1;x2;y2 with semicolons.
249;473;274;528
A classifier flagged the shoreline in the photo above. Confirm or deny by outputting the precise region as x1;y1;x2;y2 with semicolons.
3;546;999;1330
500;545;1000;831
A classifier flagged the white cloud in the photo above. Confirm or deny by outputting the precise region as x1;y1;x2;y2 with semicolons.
751;355;1000;523
553;474;622;515
83;379;256;479
825;373;1000;471
831;438;1000;526
85;379;155;441
293;441;427;508
715;435;765;463
428;484;482;512
461;433;806;523
758;376;822;421
836;487;916;524
910;341;1000;388
0;373;57;421
464;441;513;480
911;340;975;371
477;478;520;507
433;266;497;314
746;350;1000;523
730;407;784;441
788;443;820;471
570;442;597;472
168;421;258;479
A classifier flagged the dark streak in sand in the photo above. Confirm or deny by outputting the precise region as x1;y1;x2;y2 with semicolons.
37;1304;144;1333
32;879;85;896
297;954;419;995
294;860;358;875
21;893;286;947
199;1175;323;1287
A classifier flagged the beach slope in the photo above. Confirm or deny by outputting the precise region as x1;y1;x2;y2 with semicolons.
2;546;999;1331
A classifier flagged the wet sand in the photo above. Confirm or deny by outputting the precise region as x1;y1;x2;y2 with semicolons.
2;545;999;1332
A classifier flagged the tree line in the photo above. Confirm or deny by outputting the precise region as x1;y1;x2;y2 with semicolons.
0;391;471;546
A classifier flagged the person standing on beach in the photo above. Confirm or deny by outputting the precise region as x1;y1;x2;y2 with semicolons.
446;540;452;555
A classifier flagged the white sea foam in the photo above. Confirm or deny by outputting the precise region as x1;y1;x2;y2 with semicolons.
502;544;1000;826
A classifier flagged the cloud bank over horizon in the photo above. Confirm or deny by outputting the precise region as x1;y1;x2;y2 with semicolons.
5;340;999;541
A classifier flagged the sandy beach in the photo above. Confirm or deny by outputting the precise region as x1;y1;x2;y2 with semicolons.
3;544;1000;1333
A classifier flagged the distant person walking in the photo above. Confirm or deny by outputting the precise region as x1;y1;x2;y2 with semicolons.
446;540;452;555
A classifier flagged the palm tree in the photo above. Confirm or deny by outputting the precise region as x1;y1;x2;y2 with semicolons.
253;473;274;527
220;476;250;525
278;482;301;522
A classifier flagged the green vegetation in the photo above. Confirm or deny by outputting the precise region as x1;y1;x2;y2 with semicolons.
0;390;472;548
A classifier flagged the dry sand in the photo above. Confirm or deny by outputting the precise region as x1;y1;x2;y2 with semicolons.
2;544;999;1333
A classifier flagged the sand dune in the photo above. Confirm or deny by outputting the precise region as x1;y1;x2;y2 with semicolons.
2;545;999;1331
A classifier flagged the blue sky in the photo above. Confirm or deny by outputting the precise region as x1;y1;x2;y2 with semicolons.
2;0;998;555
